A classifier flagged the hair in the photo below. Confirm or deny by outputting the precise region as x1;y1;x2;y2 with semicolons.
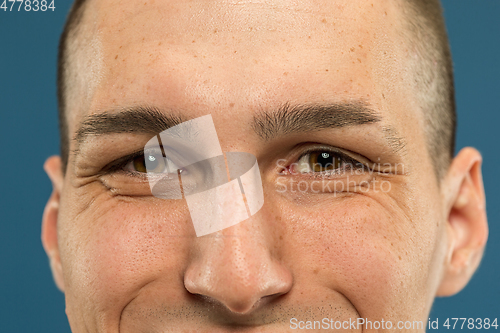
400;0;456;182
57;0;456;180
57;0;88;174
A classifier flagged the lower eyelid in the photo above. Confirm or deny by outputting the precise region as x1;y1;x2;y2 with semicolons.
118;168;150;179
342;157;364;168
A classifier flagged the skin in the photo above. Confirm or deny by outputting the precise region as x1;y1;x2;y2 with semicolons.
42;0;488;332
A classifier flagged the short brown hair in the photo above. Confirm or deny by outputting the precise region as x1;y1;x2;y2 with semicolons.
400;0;456;181
57;0;88;173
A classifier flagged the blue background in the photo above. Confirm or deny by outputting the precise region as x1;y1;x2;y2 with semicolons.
0;1;498;331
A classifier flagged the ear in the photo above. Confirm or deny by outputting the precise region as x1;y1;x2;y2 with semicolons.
42;156;65;291
437;147;488;296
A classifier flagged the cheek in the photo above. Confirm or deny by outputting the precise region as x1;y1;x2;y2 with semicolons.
63;196;192;308
281;194;428;317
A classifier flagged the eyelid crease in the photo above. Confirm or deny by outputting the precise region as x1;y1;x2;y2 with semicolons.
98;149;146;175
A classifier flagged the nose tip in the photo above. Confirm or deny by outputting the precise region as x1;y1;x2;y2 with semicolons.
185;261;293;314
184;227;293;314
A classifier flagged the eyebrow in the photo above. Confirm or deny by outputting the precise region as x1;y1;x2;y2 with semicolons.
74;106;186;146
74;101;406;154
252;101;407;154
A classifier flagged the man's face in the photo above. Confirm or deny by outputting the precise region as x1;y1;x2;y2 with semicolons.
51;0;454;331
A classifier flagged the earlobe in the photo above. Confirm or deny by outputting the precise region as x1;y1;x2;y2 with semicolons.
437;147;488;296
42;156;65;292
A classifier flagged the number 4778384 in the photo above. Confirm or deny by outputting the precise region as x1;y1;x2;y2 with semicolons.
1;0;56;11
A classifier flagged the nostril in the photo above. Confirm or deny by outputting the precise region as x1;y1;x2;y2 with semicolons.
184;267;293;316
183;218;294;317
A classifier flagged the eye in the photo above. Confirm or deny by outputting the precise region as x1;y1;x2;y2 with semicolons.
124;152;181;175
293;149;363;174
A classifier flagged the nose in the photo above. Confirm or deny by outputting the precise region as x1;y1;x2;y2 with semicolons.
183;215;293;314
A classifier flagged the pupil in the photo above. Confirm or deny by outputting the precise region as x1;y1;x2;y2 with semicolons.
317;152;332;166
145;154;159;170
310;151;340;172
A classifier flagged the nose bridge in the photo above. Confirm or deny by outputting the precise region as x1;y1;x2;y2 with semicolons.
184;213;292;314
212;220;269;281
192;219;271;290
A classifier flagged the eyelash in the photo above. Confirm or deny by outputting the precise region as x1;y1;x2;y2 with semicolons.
101;150;149;176
286;147;367;177
102;146;367;179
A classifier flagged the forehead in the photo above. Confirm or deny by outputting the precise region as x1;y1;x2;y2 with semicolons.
74;0;422;148
95;0;395;38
